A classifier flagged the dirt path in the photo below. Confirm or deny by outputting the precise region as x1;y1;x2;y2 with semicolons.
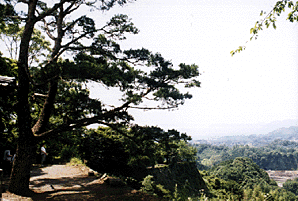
2;164;163;201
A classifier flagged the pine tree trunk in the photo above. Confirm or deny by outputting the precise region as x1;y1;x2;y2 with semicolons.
8;0;37;194
8;66;35;194
8;131;35;195
9;48;35;195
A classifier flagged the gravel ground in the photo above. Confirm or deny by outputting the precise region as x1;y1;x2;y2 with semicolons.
1;164;163;200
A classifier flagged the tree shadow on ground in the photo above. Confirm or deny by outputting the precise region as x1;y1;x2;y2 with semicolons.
30;177;164;201
3;164;166;201
30;166;48;178
0;165;50;194
30;175;98;189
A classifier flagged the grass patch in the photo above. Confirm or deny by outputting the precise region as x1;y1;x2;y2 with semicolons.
66;157;86;166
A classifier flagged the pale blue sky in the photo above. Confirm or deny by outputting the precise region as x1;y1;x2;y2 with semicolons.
89;0;298;139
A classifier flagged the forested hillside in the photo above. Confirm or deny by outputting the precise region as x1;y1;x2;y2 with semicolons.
201;157;297;200
193;127;298;170
194;140;298;170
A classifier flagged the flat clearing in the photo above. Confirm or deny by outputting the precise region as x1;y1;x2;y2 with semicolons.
266;170;298;187
2;164;164;200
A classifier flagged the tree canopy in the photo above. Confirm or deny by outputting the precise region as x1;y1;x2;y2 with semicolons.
0;0;200;195
201;157;297;200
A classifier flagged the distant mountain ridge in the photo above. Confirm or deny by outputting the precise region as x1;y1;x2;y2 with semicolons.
192;126;298;147
267;126;298;139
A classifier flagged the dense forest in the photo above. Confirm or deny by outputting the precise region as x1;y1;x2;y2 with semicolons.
187;127;298;200
200;157;297;200
193;127;298;170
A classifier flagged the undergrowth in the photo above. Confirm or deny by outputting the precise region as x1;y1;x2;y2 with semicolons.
67;157;86;166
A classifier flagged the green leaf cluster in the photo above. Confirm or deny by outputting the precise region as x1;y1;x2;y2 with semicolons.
0;3;19;31
283;178;298;195
231;1;298;56
0;55;18;150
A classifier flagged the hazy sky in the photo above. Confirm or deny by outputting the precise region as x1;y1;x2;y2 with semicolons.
90;0;298;139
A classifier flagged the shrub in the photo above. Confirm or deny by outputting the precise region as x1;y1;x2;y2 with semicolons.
283;178;298;195
141;175;171;198
141;175;155;195
60;145;79;162
67;157;85;166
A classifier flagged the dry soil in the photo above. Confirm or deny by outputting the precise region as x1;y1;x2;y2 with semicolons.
1;164;163;200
